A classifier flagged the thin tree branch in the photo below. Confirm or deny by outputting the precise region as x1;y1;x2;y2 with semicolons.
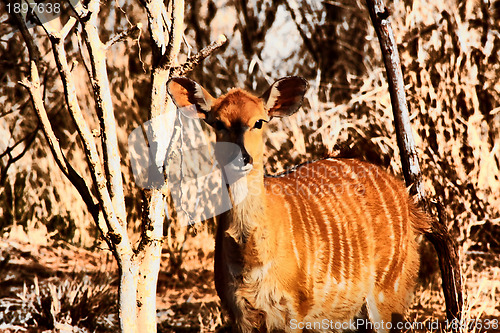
26;3;139;331
365;0;463;325
76;29;93;82
0;128;37;160
171;34;228;76
105;23;142;49
139;0;170;66
365;1;423;197
9;129;38;165
0;125;39;186
284;1;319;64
11;9;100;224
60;16;77;39
25;0;131;253
74;0;127;225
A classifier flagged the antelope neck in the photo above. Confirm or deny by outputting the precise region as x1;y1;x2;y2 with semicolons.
224;166;267;245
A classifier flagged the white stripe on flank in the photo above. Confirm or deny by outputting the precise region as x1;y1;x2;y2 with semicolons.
287;178;311;275
297;175;327;303
361;162;395;283
316;161;349;308
305;164;340;305
379;174;404;286
321;195;335;299
354;162;377;286
334;160;365;267
282;185;301;265
331;160;357;302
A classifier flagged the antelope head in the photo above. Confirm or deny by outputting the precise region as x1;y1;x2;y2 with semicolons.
167;77;308;184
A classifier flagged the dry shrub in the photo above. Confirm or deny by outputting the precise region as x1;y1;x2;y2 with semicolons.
1;274;117;332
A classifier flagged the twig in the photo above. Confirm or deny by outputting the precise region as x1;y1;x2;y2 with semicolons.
283;1;319;64
60;17;77;40
76;29;93;82
0;128;37;160
365;0;463;325
25;0;130;252
105;23;142;49
12;10;100;224
74;0;127;224
170;35;228;76
0;125;39;186
365;0;423;197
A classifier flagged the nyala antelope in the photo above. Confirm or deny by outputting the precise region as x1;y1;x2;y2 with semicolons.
167;76;430;333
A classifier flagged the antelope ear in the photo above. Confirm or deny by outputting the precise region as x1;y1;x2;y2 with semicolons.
167;77;215;119
260;76;308;118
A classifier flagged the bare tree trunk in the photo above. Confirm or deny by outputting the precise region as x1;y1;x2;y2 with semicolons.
135;0;184;331
365;0;463;326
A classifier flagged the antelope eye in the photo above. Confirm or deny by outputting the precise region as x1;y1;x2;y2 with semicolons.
253;119;267;129
214;120;226;131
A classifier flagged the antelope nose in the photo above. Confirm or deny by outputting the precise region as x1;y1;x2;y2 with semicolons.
241;153;253;166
